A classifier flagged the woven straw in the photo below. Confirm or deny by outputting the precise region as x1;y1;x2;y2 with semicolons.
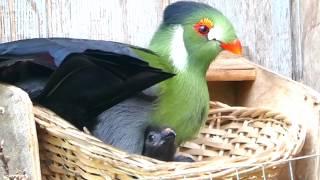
35;101;306;179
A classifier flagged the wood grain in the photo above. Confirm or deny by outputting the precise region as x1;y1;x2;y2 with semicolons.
1;0;318;85
297;0;320;93
236;62;320;180
0;84;41;180
202;0;293;78
0;1;319;178
0;0;293;75
206;51;256;81
2;0;319;93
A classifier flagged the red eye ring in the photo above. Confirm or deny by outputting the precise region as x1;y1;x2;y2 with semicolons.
198;25;210;35
194;18;213;36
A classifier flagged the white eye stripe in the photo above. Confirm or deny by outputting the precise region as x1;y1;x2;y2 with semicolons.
208;26;223;41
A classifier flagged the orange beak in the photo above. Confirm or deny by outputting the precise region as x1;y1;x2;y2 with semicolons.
220;39;242;55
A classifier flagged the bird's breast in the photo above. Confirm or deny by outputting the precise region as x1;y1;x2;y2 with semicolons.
151;74;209;143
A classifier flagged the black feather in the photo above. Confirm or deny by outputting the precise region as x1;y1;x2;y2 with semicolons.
0;38;155;66
0;53;55;98
0;38;174;130
36;51;174;129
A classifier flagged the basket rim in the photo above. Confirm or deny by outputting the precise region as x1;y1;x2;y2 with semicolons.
35;101;307;179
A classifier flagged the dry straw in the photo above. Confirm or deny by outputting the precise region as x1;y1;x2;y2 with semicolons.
34;101;305;179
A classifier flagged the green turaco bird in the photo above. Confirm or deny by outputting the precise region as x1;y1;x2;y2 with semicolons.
147;1;241;144
0;1;241;155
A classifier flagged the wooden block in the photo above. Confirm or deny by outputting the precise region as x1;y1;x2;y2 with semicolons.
0;84;41;179
206;51;256;81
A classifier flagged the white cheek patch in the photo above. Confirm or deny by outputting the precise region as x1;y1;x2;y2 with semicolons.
208;26;223;41
169;25;188;71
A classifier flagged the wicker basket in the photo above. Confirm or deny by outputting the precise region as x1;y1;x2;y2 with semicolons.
35;101;306;179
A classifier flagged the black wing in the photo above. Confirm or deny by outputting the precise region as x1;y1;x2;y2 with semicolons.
0;38;174;129
36;50;174;129
0;53;55;98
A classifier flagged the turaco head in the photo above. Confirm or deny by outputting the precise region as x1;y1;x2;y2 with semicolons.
149;1;242;73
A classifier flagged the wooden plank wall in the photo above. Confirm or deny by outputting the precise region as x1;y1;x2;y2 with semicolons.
292;0;320;93
0;0;319;92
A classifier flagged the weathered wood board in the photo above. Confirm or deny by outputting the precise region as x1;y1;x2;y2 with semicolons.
209;52;320;180
237;63;320;180
291;0;320;94
207;51;256;81
1;0;319;93
0;84;41;180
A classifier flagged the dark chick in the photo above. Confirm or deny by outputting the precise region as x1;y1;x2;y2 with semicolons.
142;126;195;162
142;126;177;161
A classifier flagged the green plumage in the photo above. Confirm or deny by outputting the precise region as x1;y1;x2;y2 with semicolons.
133;1;239;144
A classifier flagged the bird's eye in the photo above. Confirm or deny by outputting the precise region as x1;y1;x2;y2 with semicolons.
148;135;155;142
198;25;210;35
194;18;214;36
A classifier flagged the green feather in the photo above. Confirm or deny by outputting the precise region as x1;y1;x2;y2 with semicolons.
131;46;173;73
135;3;238;144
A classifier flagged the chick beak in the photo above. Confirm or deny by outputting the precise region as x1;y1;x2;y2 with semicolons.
161;128;176;140
220;39;242;55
